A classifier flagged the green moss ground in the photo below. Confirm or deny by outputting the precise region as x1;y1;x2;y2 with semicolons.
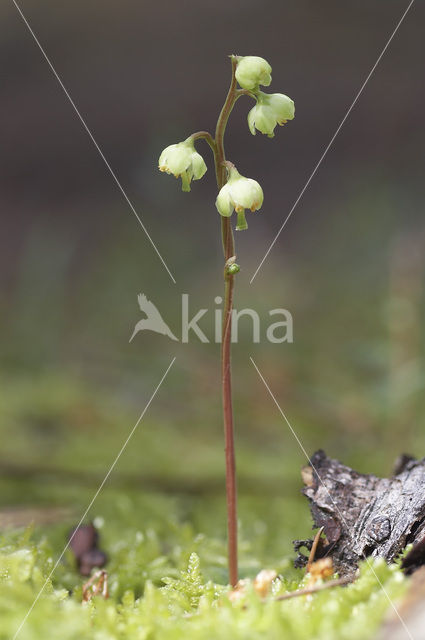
0;492;407;640
0;368;414;639
0;481;408;640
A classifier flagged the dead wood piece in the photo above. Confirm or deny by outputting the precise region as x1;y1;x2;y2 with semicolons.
401;534;425;575
295;450;425;577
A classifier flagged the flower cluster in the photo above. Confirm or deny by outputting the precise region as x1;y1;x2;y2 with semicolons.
158;55;294;232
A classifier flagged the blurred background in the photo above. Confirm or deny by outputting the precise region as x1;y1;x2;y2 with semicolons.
1;0;424;564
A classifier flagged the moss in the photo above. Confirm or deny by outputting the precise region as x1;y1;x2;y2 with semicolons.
0;509;407;640
0;373;413;638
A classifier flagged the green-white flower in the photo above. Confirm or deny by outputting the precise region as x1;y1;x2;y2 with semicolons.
158;138;207;192
215;166;264;230
235;56;272;91
248;91;295;138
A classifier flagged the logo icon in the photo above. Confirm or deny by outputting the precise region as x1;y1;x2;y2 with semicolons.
130;293;293;344
129;294;178;342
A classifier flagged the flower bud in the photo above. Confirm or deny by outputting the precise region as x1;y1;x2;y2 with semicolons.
225;257;241;275
158;138;207;192
227;263;240;275
248;91;295;138
235;56;272;91
215;167;264;230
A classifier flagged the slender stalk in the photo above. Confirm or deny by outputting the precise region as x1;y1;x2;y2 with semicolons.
220;252;237;587
213;56;239;587
307;526;324;570
271;577;352;602
189;131;216;155
191;56;241;587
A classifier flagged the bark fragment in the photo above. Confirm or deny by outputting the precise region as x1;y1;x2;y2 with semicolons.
294;450;425;577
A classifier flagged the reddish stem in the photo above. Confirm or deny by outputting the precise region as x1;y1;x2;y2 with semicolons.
213;56;239;587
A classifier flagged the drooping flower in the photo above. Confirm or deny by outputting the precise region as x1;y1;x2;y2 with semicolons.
248;91;295;138
235;56;272;91
158;138;207;192
215;166;264;230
